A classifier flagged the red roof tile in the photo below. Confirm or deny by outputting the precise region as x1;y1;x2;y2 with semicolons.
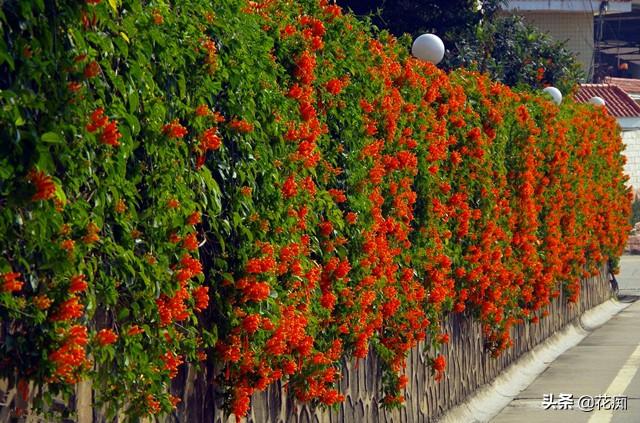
574;84;640;118
603;77;640;95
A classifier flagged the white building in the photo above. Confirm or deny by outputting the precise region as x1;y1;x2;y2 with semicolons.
503;1;633;76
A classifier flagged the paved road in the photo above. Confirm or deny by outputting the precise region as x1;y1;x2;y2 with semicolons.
491;255;640;423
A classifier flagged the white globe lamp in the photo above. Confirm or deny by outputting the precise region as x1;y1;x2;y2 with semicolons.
542;86;562;105
589;96;606;106
412;34;445;65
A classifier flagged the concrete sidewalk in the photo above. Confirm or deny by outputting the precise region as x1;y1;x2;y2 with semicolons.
490;298;640;422
491;255;640;423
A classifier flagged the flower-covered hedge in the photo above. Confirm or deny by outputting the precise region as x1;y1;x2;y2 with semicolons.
0;0;630;419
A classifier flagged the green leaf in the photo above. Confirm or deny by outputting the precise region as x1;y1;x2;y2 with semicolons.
0;50;15;70
40;132;64;144
128;89;139;113
118;307;130;320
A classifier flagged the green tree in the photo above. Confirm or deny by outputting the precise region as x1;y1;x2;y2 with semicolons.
448;15;584;93
338;1;582;92
338;0;503;40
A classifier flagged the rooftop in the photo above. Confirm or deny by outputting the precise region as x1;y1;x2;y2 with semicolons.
603;77;640;95
575;84;640;117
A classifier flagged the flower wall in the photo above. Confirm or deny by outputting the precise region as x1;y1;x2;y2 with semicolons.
0;0;630;420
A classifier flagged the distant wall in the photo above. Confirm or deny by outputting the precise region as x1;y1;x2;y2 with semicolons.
622;128;640;195
512;11;594;75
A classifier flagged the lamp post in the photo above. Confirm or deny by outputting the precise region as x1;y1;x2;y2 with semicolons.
589;96;606;106
412;34;445;65
542;86;562;105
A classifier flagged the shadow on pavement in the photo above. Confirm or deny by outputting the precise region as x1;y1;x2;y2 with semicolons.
615;294;639;303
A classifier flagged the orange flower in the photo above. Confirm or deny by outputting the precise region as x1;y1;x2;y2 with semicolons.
69;275;88;294
432;355;446;381
170;395;181;408
87;108;121;147
294;50;316;84
229;118;253;133
161;350;183;378
195;104;211;117
114;199;126;213
84;61;100;78
67;81;82;93
182;233;199;251
60;239;75;254
127;325;144;336
50;296;84;322
200;127;221;151
27;169;56;201
146;394;161;414
213;111;226;123
33;295;52;310
240;186;252;197
187;211;201;225
167;198;181;209
48;325;89;383
325;78;345;95
242;314;261;334
152;9;163;25
162;119;188;139
2;272;23;293
100;120;122;146
59;224;71;236
95;329;118;346
193;286;209;311
201;37;217;74
281;176;297;198
82;222;100;244
86;108;108;132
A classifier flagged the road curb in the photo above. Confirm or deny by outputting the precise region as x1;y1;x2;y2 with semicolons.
436;297;631;423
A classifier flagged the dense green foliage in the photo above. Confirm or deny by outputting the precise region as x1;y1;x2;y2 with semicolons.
0;0;630;420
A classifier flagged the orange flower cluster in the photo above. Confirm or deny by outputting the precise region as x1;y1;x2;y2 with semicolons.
95;329;118;346
68;274;88;294
211;1;630;418
229;118;253;133
48;325;89;383
2;272;23;293
200;127;222;151
193;286;209;311
2;0;630;420
84;60;100;78
27;169;56;201
162;119;188;139
82;222;100;244
50;297;84;322
161;350;183;378
86;108;122;147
